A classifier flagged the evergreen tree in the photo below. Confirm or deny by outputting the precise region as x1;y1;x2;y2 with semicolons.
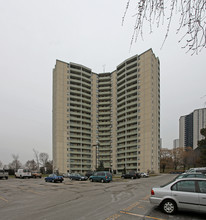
197;128;206;166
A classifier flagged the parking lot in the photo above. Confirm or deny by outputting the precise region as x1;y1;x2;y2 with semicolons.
0;174;205;220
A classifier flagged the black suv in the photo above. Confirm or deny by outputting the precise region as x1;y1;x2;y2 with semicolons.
121;171;141;179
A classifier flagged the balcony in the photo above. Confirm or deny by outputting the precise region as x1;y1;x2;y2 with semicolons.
127;84;137;91
98;137;111;141
117;155;126;160
98;131;111;136
98;116;111;121
126;137;137;142
126;143;137;148
99;152;111;156
117;161;126;165
98;106;111;111
117;78;126;87
98;90;111;96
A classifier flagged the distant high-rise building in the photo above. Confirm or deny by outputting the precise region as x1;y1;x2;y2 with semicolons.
179;108;206;149
173;139;179;149
53;49;160;174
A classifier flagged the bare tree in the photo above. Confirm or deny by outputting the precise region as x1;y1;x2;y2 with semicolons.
9;154;22;171
173;147;184;170
33;149;40;171
0;160;3;168
25;159;37;171
39;153;49;168
160;148;173;172
122;0;206;54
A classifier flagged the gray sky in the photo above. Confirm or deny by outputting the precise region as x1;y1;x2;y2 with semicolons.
0;0;206;165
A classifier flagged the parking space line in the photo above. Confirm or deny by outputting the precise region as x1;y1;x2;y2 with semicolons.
120;211;166;220
139;200;150;203
123;201;140;211
0;196;8;203
143;195;150;200
105;213;121;220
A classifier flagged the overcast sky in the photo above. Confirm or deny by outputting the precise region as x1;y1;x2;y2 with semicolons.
0;0;205;165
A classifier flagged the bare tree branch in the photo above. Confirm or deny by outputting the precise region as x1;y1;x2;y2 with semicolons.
122;0;206;54
33;149;40;171
39;153;49;168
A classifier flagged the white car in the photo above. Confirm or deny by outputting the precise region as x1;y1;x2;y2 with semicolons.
150;178;206;214
63;173;71;178
140;172;149;178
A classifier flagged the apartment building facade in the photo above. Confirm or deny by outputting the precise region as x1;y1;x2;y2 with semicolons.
53;49;160;174
179;108;206;149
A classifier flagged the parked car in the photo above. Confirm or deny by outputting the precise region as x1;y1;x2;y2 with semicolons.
173;172;206;181
170;171;185;174
32;172;42;178
0;169;8;180
89;171;112;183
85;171;94;178
63;173;71;178
121;171;141;179
150;178;206;214
186;167;206;174
140;172;149;178
69;173;88;181
45;174;64;183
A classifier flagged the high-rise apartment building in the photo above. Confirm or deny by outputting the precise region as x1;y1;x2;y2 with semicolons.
179;108;206;149
53;49;160;174
173;139;179;149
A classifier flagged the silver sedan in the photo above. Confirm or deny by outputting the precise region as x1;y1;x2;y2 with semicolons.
150;178;206;214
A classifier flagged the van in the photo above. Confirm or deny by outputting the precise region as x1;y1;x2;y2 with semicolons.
89;171;112;183
15;169;32;178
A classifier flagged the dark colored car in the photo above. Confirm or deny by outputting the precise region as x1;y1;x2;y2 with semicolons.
121;171;141;179
85;171;94;178
69;173;88;181
45;174;64;183
89;171;112;183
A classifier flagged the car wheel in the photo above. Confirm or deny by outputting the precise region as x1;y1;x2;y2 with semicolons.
100;179;104;183
162;200;177;214
131;176;134;179
52;179;55;183
90;178;93;182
